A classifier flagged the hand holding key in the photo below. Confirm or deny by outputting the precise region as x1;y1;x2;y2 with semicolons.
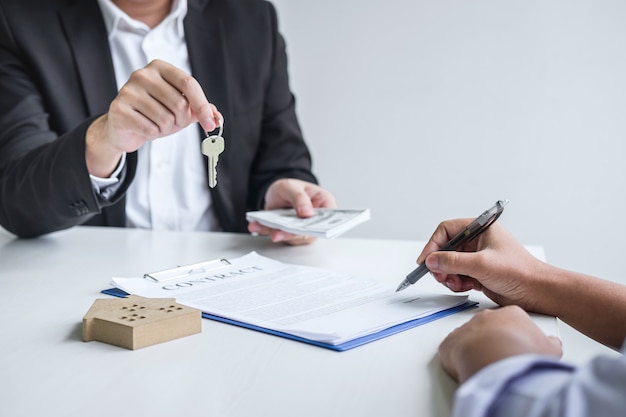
86;60;222;178
202;120;225;188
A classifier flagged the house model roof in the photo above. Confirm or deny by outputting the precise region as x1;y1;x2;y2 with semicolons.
83;295;201;350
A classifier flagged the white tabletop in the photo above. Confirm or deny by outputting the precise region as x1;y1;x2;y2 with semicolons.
0;226;556;417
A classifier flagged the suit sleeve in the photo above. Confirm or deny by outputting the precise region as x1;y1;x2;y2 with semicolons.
0;7;134;238
245;1;318;210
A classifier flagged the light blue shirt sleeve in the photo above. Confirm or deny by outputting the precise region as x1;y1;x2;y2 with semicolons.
452;342;626;417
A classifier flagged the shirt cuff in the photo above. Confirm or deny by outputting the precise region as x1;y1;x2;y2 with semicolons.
89;153;127;200
451;354;574;417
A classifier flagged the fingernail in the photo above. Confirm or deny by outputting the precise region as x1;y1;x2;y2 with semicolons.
273;232;285;242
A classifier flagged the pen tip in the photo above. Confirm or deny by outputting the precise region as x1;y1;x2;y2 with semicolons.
395;281;409;292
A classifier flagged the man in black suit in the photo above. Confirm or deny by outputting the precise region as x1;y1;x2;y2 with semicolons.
0;0;335;240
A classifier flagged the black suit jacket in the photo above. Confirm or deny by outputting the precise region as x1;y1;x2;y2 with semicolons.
0;0;316;237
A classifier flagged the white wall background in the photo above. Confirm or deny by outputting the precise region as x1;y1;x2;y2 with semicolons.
272;0;626;285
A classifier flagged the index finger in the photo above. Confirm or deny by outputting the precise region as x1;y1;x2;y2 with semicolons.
158;62;221;133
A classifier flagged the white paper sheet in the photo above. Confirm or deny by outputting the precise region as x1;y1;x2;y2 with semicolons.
112;252;468;345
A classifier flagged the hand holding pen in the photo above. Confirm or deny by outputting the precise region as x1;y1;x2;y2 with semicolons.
396;200;508;292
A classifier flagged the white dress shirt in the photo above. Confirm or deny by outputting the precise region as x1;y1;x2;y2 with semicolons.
96;0;219;231
452;339;626;417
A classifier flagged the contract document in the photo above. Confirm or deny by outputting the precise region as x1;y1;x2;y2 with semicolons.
110;252;476;350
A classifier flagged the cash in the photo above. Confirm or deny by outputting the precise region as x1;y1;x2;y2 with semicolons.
246;208;370;239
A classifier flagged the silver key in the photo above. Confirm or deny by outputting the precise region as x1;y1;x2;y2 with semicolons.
201;123;225;188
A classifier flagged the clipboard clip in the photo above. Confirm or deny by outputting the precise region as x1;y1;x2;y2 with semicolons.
144;258;232;283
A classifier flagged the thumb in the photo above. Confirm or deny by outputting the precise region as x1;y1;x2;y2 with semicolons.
426;251;479;276
291;191;314;218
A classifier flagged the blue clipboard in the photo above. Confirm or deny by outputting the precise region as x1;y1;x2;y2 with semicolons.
102;287;478;352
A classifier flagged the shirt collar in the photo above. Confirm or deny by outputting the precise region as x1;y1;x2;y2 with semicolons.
97;0;187;38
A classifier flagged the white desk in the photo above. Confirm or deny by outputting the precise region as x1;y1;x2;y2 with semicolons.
0;226;555;417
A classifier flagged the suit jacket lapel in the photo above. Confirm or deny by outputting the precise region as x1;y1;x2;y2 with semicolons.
186;0;235;230
59;0;118;116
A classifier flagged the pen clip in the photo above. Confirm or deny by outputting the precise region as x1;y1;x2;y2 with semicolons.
469;199;508;241
144;258;232;283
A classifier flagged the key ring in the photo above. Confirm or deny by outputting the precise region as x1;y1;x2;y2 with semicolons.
205;119;224;141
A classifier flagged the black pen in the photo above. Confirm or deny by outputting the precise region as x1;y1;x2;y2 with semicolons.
395;200;508;292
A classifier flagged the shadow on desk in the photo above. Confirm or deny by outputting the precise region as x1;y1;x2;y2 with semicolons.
428;355;457;417
66;323;83;343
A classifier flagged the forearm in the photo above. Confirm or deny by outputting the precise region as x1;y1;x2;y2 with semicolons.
477;242;626;349
534;263;626;349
